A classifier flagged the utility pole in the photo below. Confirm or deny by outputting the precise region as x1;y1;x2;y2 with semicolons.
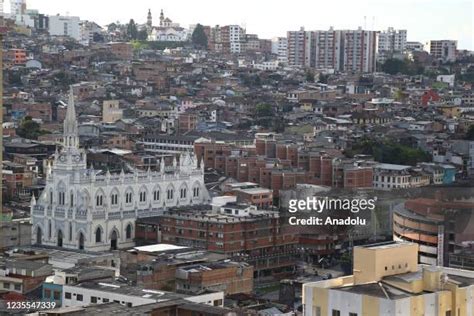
0;23;4;209
0;20;4;248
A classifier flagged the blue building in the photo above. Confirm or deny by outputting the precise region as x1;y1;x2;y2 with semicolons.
42;283;63;307
441;164;456;184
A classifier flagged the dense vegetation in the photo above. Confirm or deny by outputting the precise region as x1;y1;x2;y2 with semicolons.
380;58;425;76
346;138;432;165
17;116;50;140
191;24;208;49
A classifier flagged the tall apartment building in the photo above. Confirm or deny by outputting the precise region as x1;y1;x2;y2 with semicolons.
429;40;457;63
288;27;377;72
221;25;246;54
271;37;288;63
303;242;474;316
342;28;377;73
207;25;246;54
377;27;407;63
48;15;81;41
10;0;26;16
287;27;306;66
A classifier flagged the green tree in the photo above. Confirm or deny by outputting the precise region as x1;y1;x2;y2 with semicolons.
256;103;273;117
137;29;148;41
349;139;431;165
381;58;424;76
318;73;329;84
126;19;138;40
107;22;117;32
17;116;49;140
466;124;474;140
381;58;406;75
191;24;208;49
305;71;315;82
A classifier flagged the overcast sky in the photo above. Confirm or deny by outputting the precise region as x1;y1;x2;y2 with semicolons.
8;0;474;49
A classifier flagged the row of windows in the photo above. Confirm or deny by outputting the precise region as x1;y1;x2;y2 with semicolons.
65;292;132;306
3;282;22;291
95;224;132;243
52;185;201;207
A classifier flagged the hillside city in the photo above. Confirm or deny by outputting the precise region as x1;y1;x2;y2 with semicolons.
0;1;474;315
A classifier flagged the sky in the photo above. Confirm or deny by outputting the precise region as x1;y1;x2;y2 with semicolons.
7;0;474;49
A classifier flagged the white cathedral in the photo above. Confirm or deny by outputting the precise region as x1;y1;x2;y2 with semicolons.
31;89;209;251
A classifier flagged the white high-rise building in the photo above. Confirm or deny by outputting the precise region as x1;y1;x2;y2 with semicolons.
299;28;377;73
429;40;457;63
10;0;26;16
378;27;407;52
271;37;288;63
377;27;407;63
228;25;245;53
48;15;81;41
31;88;209;252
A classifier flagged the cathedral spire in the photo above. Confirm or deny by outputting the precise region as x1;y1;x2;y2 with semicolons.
159;9;164;26
63;86;79;149
147;9;152;28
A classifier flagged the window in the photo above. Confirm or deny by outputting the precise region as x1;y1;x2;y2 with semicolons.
69;223;73;241
58;192;65;205
213;299;223;306
91;296;98;304
14;284;21;291
139;191;147;202
53;291;60;300
153;190;160;201
95;227;102;243
127;303;132;307
48;220;52;238
180;188;187;199
65;292;72;299
125;192;133;204
44;288;51;296
111;193;118;205
126;224;132;239
103;298;109;303
70;193;74;207
385;266;387;271
332;310;340;316
77;294;83;301
445;311;451;316
167;189;173;200
96;194;103;206
315;307;321;316
349;313;358;316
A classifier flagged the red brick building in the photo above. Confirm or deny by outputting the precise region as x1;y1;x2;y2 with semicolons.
137;204;299;278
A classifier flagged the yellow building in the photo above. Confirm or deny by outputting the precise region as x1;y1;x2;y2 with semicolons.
303;242;474;316
438;105;461;118
102;100;123;123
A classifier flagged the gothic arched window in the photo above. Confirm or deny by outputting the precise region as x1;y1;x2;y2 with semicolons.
95;226;102;243
126;224;132;239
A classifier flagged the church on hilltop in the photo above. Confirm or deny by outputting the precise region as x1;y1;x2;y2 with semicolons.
31;88;209;252
146;9;188;42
